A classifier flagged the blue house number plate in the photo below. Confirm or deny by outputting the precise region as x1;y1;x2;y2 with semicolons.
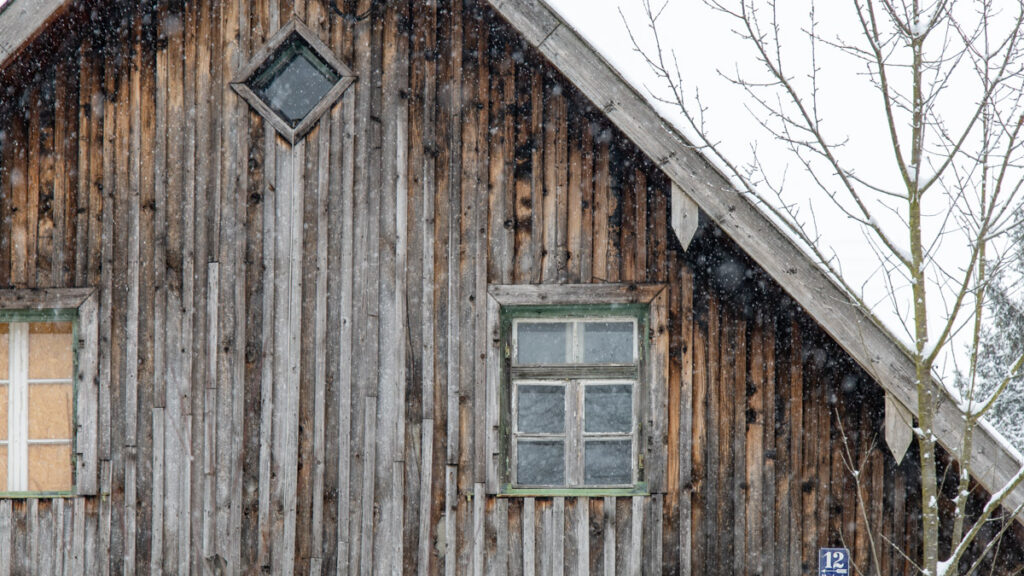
819;548;850;575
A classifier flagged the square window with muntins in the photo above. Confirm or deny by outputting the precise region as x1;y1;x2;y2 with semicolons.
504;307;644;491
486;284;669;497
232;19;356;143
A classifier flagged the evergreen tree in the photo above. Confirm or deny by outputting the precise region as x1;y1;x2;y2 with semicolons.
974;230;1024;450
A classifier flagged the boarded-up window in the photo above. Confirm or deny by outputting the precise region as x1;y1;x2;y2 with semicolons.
0;320;75;493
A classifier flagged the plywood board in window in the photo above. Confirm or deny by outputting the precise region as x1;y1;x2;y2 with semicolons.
26;444;71;491
28;383;72;439
0;385;7;440
0;445;6;491
27;323;72;380
0;324;8;377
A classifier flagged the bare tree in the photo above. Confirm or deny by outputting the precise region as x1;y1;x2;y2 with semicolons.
625;0;1024;573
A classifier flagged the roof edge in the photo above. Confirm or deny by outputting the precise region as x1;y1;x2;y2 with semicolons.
0;0;72;71
485;0;1024;521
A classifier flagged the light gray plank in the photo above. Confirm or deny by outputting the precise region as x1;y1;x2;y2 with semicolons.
485;293;502;493
202;263;219;563
539;502;551;576
629;498;642;576
257;124;277;569
445;465;458;576
474;483;485;576
75;291;99;494
602;497;615;576
492;497;509;576
334;88;356;576
523;498;535;576
29;500;39;574
576;498;588;576
360;396;378;576
53;499;65;576
124;449;137;576
416;421;435;576
553;498;565;576
648;288;669;493
0;500;10;576
310;100;331;573
72;497;84;575
151;408;165;575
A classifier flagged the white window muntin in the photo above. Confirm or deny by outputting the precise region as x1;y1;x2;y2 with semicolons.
511;316;638;366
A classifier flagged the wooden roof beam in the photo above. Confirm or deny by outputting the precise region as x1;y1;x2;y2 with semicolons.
0;0;72;71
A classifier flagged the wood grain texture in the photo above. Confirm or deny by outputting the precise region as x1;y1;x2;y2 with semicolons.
0;0;1017;574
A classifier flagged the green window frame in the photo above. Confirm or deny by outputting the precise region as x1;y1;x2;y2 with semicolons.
0;289;99;497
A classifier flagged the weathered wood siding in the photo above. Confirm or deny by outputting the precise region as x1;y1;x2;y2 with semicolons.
0;0;1021;574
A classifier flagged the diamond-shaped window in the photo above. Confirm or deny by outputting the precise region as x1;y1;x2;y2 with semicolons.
232;20;355;143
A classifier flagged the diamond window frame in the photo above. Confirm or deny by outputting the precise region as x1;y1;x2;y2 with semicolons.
231;19;356;143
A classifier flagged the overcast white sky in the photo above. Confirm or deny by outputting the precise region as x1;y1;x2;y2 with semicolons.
546;0;1023;387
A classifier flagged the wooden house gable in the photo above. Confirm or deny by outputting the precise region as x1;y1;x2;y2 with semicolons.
0;0;1020;574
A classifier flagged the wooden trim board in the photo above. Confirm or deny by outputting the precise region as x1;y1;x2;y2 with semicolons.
0;0;70;71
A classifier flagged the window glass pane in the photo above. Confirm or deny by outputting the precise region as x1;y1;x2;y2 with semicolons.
28;384;73;440
0;323;8;379
516;322;570;364
584;384;633;433
254;40;339;126
516;440;564;485
27;444;72;492
581;321;634;363
28;322;73;380
517;384;564;434
584;439;632;485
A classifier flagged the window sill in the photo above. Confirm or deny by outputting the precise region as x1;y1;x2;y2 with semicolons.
498;482;648;498
0;490;76;499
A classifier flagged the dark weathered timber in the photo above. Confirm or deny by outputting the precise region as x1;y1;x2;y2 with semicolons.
0;0;1019;574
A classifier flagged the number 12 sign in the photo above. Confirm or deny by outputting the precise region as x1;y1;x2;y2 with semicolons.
819;548;850;575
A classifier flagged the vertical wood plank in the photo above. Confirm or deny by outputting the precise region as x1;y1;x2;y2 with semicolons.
0;501;10;576
603;497;615;576
522;498;535;576
678;263;694;575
